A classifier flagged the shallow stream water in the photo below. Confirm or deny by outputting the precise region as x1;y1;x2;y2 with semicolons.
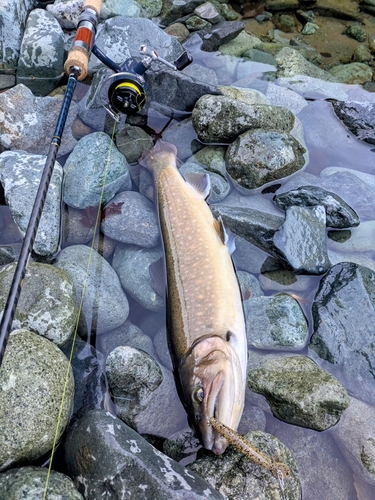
1;38;375;498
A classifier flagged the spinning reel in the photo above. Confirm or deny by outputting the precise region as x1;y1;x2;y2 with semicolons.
92;43;193;122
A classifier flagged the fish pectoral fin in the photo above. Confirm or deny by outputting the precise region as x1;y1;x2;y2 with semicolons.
213;216;236;254
183;172;211;199
149;256;166;299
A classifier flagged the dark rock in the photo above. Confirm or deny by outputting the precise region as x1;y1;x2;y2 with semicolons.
309;262;375;405
274;185;360;228
63;409;222;499
199;21;244;51
159;0;204;25
331;100;375;146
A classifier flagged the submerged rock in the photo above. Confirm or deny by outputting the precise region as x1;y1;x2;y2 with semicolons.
63;132;131;210
247;352;350;430
273;205;331;274
0;330;74;472
0;151;62;257
47;0;84;29
329;63;373;85
180;162;230;203
63;409;222;499
0;466;83;500
190;430;301;500
309;262;375;405
0;263;76;345
54;244;129;335
332;100;375;146
226;129;306;190
275;46;336;81
100;320;157;359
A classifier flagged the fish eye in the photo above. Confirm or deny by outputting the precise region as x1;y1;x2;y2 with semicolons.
192;387;204;404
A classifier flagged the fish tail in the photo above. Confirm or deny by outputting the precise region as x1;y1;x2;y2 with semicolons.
140;140;177;174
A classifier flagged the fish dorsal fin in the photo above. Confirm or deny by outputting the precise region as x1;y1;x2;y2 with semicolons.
214;216;236;254
184;172;211;199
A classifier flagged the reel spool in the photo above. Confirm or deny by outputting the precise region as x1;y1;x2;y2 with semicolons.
102;72;146;121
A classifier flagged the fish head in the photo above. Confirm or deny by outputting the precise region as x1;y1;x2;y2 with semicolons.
179;335;245;455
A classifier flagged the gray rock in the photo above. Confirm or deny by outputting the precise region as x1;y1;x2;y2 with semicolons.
0;84;77;156
276;46;336;81
162;118;201;161
218;85;270;106
0;262;76;345
210;204;286;263
99;320;157;359
0;246;15;266
47;0;84;29
199;21;244;52
274;185;360;228
329;63;373;85
245;293;309;350
194;2;223;24
164;23;190;43
273;205;331;274
101;0;163;18
330;397;375;485
186;15;212;31
180;162;230;203
332;100;375;146
277;75;350;101
112;243;164;311
90;16;183;74
265;83;308;115
101;191;160;248
163;428;202;463
247;351;350;430
190;430;300;500
153;325;173;371
192;95;295;143
226;129;306;190
327;221;375;253
187;146;227;177
0;151;62;257
269;419;358;500
54;244;129;334
64;410;222;499
17;9;65;96
116;125;153;164
61;336;106;424
0;329;74;471
159;0;204;25
237;270;263;300
62;206;96;245
0;0;36;66
63;132;131;209
238;404;267;434
182;63;219;86
345;24;367;42
0;466;83;500
308;262;375;405
219;31;263;58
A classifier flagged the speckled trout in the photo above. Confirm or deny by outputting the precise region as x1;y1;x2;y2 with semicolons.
141;141;247;454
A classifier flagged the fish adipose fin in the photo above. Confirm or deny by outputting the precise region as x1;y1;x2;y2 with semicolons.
214;216;236;254
184;172;211;200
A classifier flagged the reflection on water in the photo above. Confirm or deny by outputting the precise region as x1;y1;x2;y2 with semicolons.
1;41;375;498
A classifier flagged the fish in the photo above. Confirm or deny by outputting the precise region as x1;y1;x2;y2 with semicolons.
141;140;247;455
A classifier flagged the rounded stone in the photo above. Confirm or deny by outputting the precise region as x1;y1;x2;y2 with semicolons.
0;329;74;471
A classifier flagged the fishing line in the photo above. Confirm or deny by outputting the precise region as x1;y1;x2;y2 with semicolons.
43;120;117;498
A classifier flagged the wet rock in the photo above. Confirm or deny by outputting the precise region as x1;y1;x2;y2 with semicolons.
62;206;96;245
218;85;270;106
277;74;350;100
301;21;320;34
186;15;212;31
159;0;204;25
273;205;331;274
245;293;309;351
153;325;173;371
0;151;62;257
330;397;375;485
199;21;244;51
219;30;263;58
275;47;337;81
0;0;35;66
242;48;278;67
315;0;361;19
194;2;223;24
90;16;183;74
327;221;375;253
190;430;301;499
0;246;15;266
0;84;77;156
329;62;373;85
269;419;358;500
112;243;164;311
0;329;74;471
238;404;267;434
182;63;219;87
188;145;227;176
54;244;129;335
192;95;295;143
17;9;65;96
164;23;190;43
61;336;106;424
226;129;306;190
115;124;153;164
99;320;157;359
0;466;83;500
162;118;201;161
47;0;83;29
63;132;131;210
237;270;263;301
64;409;221;499
210;204;285;263
352;44;372;63
180;162;230;203
344;24;367;42
101;191;160;248
163;428;202;463
265;0;300;11
274;185;360;228
0;262;76;345
331;100;375;146
308;262;375;405
247;351;350;430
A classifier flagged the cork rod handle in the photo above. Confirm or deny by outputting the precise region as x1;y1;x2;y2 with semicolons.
83;0;102;16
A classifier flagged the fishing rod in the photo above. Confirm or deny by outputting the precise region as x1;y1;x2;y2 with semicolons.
0;0;102;367
0;2;192;368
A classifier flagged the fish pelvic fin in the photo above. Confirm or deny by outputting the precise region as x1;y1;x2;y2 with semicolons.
140;140;178;174
213;216;236;254
184;172;211;200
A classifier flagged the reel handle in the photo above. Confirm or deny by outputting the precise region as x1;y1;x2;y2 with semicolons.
64;0;102;80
